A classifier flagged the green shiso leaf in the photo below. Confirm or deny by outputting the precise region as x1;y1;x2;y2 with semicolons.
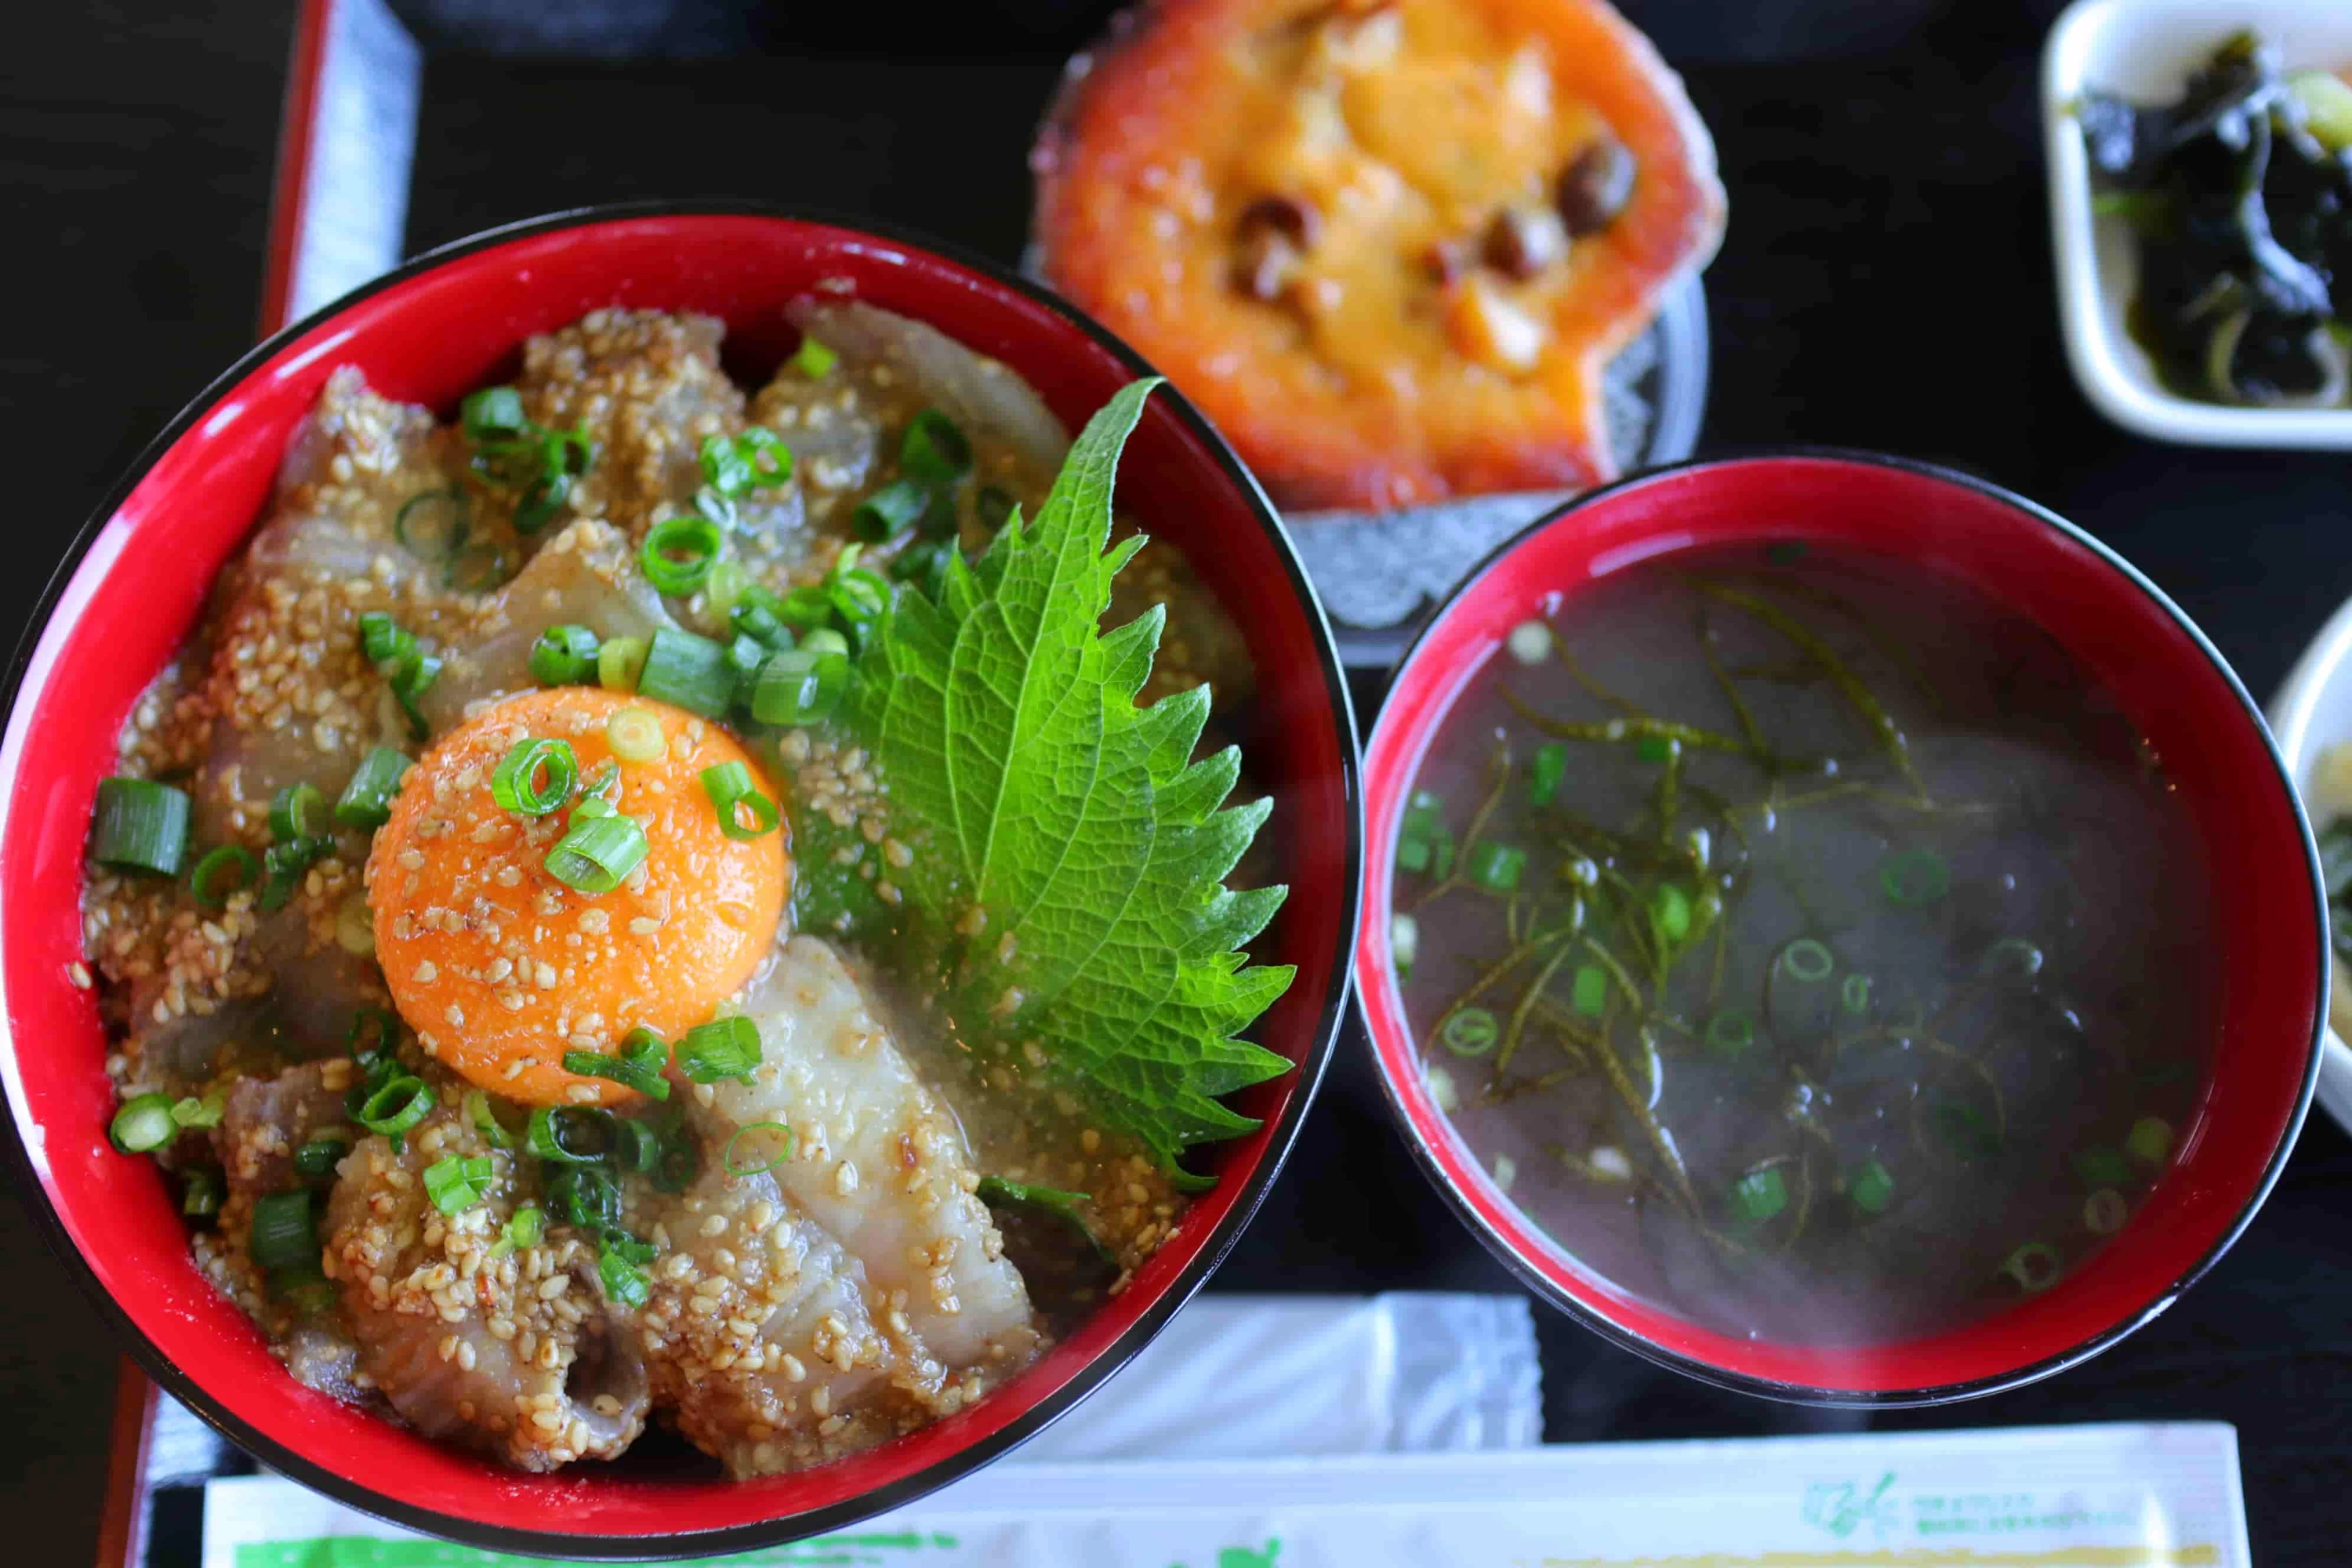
846;377;1294;1185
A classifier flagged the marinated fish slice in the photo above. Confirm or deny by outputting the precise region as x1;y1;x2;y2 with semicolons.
325;1106;649;1470
637;1160;911;1477
717;936;1040;1372
516;309;747;541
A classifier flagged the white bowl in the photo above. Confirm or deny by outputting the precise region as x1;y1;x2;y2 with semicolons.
2269;595;2352;1134
2042;0;2352;448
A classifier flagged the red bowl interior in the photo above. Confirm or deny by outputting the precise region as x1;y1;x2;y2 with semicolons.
1357;455;2323;1399
0;209;1359;1551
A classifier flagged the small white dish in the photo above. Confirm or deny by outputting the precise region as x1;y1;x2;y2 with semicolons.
2042;0;2352;448
2268;595;2352;1134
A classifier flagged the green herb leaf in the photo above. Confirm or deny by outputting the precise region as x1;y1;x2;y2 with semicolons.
847;379;1294;1183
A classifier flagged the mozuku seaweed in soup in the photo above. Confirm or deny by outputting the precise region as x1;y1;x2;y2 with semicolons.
1392;543;2209;1345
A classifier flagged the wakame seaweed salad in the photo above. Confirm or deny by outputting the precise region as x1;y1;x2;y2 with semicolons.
2078;31;2352;407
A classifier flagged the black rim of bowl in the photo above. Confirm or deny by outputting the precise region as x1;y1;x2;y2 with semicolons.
1360;447;2325;1409
0;198;1365;1559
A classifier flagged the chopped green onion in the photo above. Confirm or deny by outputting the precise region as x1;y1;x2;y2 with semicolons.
636;626;735;719
789;334;837;379
606;706;666;764
90;779;191;876
543;811;648;895
268;784;328;843
445;542;507;593
677;1016;761;1081
1571;965;1607;1017
1650;883;1692;946
1390;913;1420;980
293;1138;350;1181
358;610;414;670
691;484;738;532
1439;1007;1499;1057
1840;973;1873;1014
1465;840;1526;894
527;1105;612;1165
731;597;792;653
564;1026;672;1101
1778;938;1835;984
2084;1188;2129;1235
459;386;528;445
1879;847;1951;905
2126;1116;2173;1166
604;1229;657;1266
597;1245;651;1308
854;477;931;543
1635;734;1674;764
642;514;727;597
109;1092;177;1153
170;1092;224;1131
335;747;412;829
750;646;850;727
1704;1009;1754;1056
492;1204;544;1257
394;488;469;560
2072;1145;2132;1186
653;1121;700;1193
1998;1241;2063;1293
347;1007;400;1062
529;624;600;686
614;1117;659;1172
900;408;973;485
776;585;836;634
188;844;261;910
1505;619;1552;666
546;1163;622;1232
826;564;891;652
268;1266;337;1314
464;1090;512;1149
579;759;621;804
701;761;780;841
357;1076;434;1146
249;1191;319;1272
492;739;578;817
700;429;794;496
423;1153;496;1216
1730;1167;1788;1223
182;1168;223;1218
597;634;648;692
723;633;769;701
1980;937;2045;978
263;833;332;885
1529;743;1568;806
1848;1159;1895;1214
799;626;850;658
723;1121;796;1176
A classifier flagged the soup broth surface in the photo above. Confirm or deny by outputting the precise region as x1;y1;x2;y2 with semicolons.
1396;542;2211;1345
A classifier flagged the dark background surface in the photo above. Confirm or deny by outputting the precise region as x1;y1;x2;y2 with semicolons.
9;0;2352;1562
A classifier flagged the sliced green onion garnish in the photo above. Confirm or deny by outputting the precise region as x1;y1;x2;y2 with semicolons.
731;597;793;653
1650;883;1692;946
723;1121;796;1176
1529;742;1568;806
1635;733;1674;764
775;585;836;634
188;845;261;910
514;472;574;535
544;809;649;895
1439;1007;1499;1058
854;478;931;543
789;335;838;379
347;1006;400;1063
169;1092;224;1131
1981;937;2045;978
109;1092;177;1153
2072;1145;2132;1187
546;1163;622;1232
463;1090;512;1149
636;627;735;719
724;633;770;699
614;1117;661;1172
182;1167;223;1218
1879;847;1951;906
423;1153;495;1216
826;564;891;652
527;1105;613;1165
1848;1158;1894;1214
1704;1009;1754;1055
529;624;601;686
1840;973;1872;1014
358;1075;434;1144
597;635;648;693
1571;965;1607;1017
491;739;578;818
268;1266;338;1314
358;611;415;670
1465;840;1526;895
1998;1241;2063;1293
799;627;851;658
263;833;332;884
445;541;507;593
292;1138;350;1182
900;408;973;485
492;1203;544;1256
565;1025;672;1100
597;1246;651;1308
269;783;328;843
335;746;411;829
642;514;726;597
249;1191;319;1272
2084;1188;2129;1235
677;1016;761;1082
700;429;793;496
653;1123;700;1194
1730;1167;1788;1223
90;778;191;876
749;647;850;727
460;386;528;445
394;488;469;560
606;706;666;764
700;761;780;841
1778;938;1835;983
2125;1116;2173;1166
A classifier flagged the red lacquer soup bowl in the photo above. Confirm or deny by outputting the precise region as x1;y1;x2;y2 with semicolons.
1356;453;2323;1403
0;205;1361;1556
